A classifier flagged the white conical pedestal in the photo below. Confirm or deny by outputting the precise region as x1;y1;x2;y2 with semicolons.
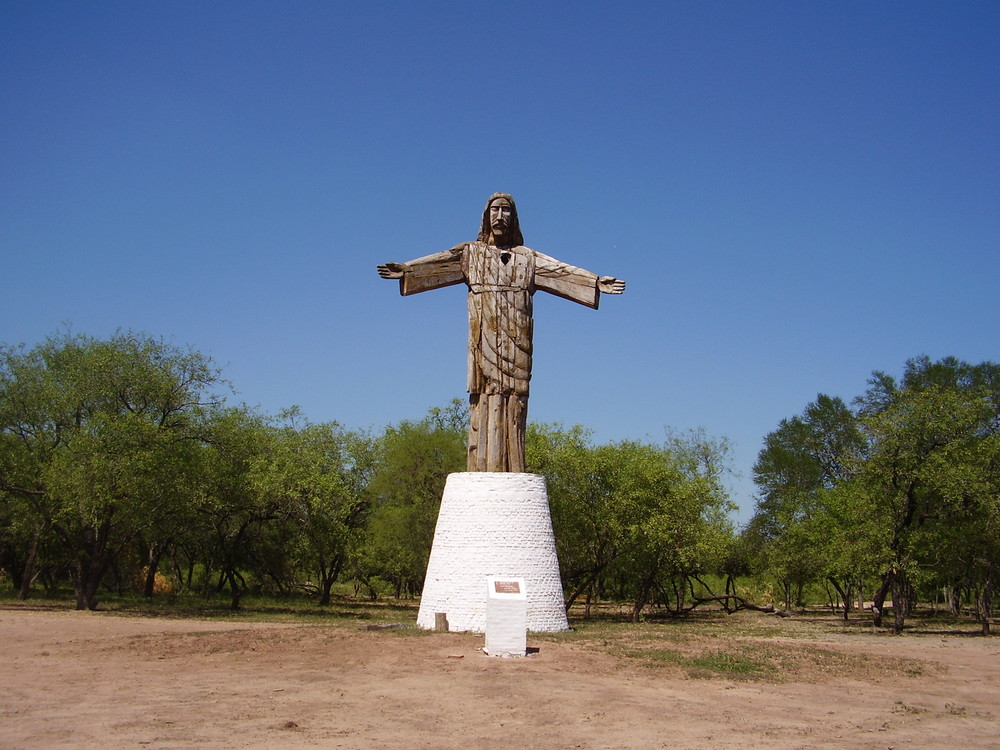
416;472;569;633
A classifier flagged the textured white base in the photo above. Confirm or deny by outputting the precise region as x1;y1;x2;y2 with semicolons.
416;472;570;633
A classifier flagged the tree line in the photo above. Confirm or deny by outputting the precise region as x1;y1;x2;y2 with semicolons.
744;356;1000;634
0;330;731;616
2;332;996;631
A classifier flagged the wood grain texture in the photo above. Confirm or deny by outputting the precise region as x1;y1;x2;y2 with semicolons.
378;194;624;472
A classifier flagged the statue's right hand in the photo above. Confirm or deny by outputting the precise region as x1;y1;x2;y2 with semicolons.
377;263;405;279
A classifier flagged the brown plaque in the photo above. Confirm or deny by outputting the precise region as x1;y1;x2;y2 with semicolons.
494;581;521;594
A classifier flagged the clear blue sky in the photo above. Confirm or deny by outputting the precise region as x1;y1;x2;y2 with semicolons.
3;2;997;524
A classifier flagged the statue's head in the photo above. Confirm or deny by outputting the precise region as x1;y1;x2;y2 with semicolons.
478;193;524;247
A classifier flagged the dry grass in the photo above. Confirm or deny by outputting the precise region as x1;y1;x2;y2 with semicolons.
537;607;936;682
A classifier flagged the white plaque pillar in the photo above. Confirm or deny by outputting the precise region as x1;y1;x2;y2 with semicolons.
485;576;527;656
416;472;569;633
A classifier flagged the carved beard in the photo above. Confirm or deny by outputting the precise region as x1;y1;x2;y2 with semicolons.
491;227;512;247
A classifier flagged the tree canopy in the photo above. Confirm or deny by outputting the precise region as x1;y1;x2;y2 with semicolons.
747;356;1000;632
3;331;996;632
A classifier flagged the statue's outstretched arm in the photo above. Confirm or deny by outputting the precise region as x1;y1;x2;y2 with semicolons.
377;263;405;279
534;250;625;308
376;245;466;296
598;276;626;295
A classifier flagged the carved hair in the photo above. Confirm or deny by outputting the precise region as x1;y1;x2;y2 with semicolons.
477;192;524;246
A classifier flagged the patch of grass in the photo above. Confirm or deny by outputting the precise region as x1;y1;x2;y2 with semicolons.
0;590;421;628
539;608;804;646
617;641;779;681
542;609;931;683
622;646;770;680
687;650;770;679
624;638;923;683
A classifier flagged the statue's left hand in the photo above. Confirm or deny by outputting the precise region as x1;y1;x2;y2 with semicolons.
598;276;626;294
378;263;405;279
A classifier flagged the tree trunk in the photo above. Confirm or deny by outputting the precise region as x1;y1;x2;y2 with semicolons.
564;568;603;613
226;568;243;610
891;571;909;634
72;558;105;611
947;584;962;616
675;576;686;614
827;577;850;622
109;557;126;595
631;579;651;624
201;563;215;598
872;572;892;628
978;571;993;637
183;555;194;591
69;523;113;611
822;579;836;613
143;541;170;597
319;578;334;606
318;552;346;606
724;575;737;614
18;530;41;600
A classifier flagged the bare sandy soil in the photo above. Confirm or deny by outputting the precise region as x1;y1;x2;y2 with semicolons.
1;605;998;749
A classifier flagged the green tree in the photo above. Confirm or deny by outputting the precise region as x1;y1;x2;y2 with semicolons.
0;331;224;609
751;357;1000;631
355;404;465;597
852;356;1000;632
254;410;371;605
193;405;291;610
748;395;864;609
527;424;630;615
618;431;734;621
528;425;734;620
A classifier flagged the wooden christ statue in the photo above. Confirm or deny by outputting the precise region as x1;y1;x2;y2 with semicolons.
378;193;625;473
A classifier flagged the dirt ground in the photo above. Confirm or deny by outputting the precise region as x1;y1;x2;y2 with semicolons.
1;606;998;750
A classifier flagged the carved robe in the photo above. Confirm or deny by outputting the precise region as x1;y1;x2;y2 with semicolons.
395;241;602;472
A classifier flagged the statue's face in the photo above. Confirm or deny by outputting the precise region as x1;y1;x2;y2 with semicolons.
488;199;514;243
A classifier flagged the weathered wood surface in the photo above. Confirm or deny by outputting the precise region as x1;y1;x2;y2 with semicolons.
378;193;624;472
